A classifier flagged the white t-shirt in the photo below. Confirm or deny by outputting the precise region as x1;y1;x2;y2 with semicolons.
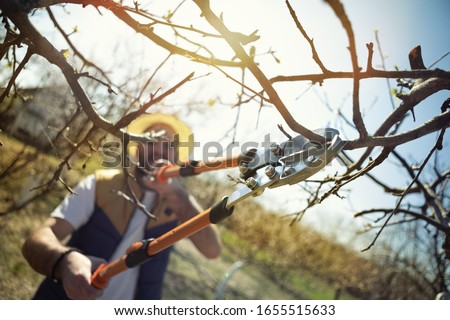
51;174;156;299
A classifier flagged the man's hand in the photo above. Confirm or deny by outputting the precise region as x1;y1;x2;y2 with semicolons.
140;173;194;218
55;251;106;300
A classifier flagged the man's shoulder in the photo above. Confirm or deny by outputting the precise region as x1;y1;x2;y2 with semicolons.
95;169;124;182
94;168;143;201
94;169;127;203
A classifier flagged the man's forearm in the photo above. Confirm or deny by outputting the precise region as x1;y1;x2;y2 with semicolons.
183;194;222;259
22;226;68;277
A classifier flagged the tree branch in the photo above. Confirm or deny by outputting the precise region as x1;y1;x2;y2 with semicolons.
192;0;326;143
2;2;121;133
270;67;450;84
346;109;450;150
355;209;446;232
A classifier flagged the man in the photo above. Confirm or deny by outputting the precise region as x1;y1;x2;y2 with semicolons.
22;113;221;299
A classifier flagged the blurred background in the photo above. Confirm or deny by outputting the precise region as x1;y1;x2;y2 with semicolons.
1;0;449;299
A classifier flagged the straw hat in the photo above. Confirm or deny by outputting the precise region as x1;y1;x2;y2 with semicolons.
126;113;193;164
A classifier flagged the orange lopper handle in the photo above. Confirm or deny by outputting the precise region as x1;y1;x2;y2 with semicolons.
91;241;144;289
153;156;241;183
91;197;233;289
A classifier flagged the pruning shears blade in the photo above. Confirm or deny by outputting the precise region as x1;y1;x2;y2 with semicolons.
227;128;345;209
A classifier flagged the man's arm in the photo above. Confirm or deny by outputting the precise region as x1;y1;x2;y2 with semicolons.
22;217;74;276
22;217;105;299
177;193;222;259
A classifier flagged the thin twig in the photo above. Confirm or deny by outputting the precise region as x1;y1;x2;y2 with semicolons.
114;72;195;129
285;0;329;73
231;68;246;143
428;49;450;69
212;65;271;103
355;208;446;231
277;124;293;140
366;42;374;71
374;30;396;110
106;1;243;68
123;167;157;220
320;147;393;203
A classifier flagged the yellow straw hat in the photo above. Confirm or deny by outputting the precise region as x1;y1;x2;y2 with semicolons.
126;113;193;164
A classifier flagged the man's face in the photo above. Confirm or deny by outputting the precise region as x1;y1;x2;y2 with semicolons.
137;124;177;169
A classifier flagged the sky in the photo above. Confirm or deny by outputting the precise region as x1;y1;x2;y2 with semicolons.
15;0;450;244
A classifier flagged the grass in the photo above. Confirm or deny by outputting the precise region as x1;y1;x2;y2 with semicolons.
0;134;85;299
163;238;301;300
0;211;46;299
219;225;355;300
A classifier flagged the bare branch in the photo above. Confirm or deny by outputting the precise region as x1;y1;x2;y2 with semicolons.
212;65;270;103
192;0;326;143
365;42;374;71
355;208;446;232
346;76;450;170
270;69;450;84
2;3;121;133
346;109;450;150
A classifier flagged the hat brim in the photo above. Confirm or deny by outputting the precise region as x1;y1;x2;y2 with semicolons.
126;114;193;163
